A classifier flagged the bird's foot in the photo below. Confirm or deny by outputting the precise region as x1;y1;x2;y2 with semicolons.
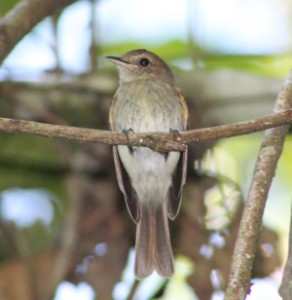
123;128;134;154
170;128;182;141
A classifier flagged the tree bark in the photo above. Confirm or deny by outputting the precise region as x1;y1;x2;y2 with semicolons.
225;69;292;300
0;110;291;152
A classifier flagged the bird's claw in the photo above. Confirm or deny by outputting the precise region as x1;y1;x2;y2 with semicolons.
170;128;182;141
123;128;135;154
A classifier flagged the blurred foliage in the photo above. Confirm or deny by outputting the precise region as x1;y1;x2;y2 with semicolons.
201;53;292;78
203;135;292;235
0;133;67;192
101;40;189;61
1;1;291;298
0;133;68;238
0;0;20;17
23;220;56;252
102;40;292;78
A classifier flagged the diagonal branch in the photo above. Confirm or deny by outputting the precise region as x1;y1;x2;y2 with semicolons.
224;70;292;300
0;110;291;152
0;0;77;64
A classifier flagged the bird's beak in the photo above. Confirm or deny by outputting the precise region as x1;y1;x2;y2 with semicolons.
106;56;130;67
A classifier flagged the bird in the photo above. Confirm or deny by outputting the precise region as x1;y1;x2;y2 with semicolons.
107;49;188;279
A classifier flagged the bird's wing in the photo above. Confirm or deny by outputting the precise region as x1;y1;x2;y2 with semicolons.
167;89;189;220
167;150;188;220
109;95;140;223
112;146;140;223
176;88;189;129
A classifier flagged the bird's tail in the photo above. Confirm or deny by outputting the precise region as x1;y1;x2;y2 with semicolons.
134;202;174;279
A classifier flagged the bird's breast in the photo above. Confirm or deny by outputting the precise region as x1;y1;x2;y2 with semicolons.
113;80;183;132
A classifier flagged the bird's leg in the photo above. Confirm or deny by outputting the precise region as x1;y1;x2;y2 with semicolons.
163;128;181;160
169;128;182;142
123;128;135;154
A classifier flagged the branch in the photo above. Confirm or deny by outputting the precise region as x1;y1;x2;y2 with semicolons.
0;0;76;64
0;110;291;152
224;70;292;299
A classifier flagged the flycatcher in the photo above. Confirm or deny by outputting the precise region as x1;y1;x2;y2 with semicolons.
107;49;188;279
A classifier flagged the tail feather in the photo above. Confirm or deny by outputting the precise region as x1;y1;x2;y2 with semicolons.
154;205;174;277
135;203;174;279
135;205;154;278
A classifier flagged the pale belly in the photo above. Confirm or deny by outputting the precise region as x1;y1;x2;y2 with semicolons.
117;145;180;204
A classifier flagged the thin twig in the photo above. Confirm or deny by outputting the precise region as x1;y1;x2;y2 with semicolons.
127;279;140;300
43;175;82;300
0;110;291;152
224;70;292;299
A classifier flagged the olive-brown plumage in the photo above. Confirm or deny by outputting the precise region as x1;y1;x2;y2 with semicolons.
107;49;188;279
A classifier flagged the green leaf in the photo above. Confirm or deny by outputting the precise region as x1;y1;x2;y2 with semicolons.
0;0;21;17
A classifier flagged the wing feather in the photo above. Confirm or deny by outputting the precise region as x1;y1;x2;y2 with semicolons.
167;150;188;220
109;95;140;223
167;90;189;219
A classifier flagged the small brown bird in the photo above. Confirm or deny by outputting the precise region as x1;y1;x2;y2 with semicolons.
107;49;188;279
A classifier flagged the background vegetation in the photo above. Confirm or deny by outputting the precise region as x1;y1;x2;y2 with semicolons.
0;0;292;299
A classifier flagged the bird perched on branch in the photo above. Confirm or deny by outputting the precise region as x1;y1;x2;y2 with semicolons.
107;49;188;279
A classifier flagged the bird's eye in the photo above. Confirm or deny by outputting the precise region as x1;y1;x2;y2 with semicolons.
139;58;149;67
